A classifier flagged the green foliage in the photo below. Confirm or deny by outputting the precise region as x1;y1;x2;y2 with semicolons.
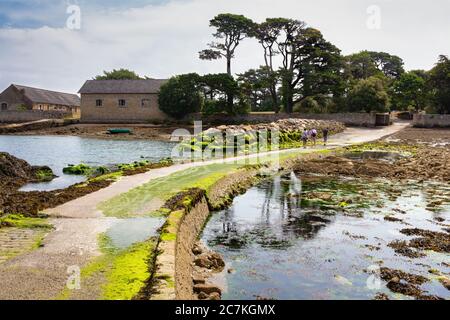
428;55;450;114
345;51;404;80
255;19;344;113
200;73;248;115
95;68;144;80
391;72;428;111
347;77;390;113
158;73;203;119
199;13;256;75
237;67;278;111
294;95;333;113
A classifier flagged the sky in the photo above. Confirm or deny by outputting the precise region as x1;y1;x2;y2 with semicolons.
0;0;449;93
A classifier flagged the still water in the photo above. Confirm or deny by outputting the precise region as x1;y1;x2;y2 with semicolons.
201;173;450;300
0;135;175;191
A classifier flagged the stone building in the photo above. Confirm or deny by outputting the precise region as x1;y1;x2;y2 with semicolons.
78;79;169;123
0;84;81;116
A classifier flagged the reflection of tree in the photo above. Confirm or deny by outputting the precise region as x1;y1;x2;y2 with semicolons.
207;173;334;250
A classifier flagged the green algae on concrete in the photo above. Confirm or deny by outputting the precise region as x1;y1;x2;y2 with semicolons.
64;233;157;300
98;163;242;218
0;214;52;230
0;215;51;265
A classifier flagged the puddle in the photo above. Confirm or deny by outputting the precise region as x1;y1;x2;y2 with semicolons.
105;217;164;250
201;173;450;300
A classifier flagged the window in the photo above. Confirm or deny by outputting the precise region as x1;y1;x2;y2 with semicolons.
1;103;7;111
118;99;126;107
141;99;151;108
96;99;103;107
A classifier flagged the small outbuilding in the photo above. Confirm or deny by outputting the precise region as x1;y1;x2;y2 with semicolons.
78;79;169;123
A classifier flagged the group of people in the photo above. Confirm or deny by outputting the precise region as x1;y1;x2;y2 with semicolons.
301;128;329;148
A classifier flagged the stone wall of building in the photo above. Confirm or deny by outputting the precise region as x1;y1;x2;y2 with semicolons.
0;110;72;123
413;114;450;128
80;93;169;123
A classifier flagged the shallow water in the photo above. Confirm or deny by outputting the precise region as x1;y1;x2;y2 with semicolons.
106;217;164;250
0;135;175;191
201;173;450;300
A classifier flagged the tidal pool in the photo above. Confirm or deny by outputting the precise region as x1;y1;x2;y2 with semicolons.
201;173;450;300
0;135;175;191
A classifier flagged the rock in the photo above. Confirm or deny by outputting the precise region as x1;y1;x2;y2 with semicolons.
197;292;209;300
192;244;203;255
193;276;206;285
194;256;212;269
227;268;235;274
194;252;225;271
194;284;222;295
438;277;450;290
208;292;221;300
209;252;225;271
374;293;390;300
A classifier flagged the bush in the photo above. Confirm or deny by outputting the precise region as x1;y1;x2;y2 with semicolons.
159;73;203;119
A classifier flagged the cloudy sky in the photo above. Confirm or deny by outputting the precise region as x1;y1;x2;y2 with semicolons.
0;0;449;93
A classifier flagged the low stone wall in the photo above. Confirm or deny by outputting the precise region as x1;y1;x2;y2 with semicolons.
0;110;74;123
188;112;381;127
150;168;262;300
413;114;450;128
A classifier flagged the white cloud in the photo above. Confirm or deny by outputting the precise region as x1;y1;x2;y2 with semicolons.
0;0;449;93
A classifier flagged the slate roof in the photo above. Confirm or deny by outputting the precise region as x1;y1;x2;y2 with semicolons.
13;84;80;107
78;79;167;94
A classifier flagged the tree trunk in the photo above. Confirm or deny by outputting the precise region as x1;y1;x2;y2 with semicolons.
271;86;279;113
227;58;232;76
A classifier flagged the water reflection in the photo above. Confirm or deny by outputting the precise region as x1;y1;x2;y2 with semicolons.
201;173;450;300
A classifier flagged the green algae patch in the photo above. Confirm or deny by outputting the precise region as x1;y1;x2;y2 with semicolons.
346;142;418;156
89;171;123;183
102;239;156;300
160;210;184;242
0;214;51;230
98;163;241;218
69;233;157;300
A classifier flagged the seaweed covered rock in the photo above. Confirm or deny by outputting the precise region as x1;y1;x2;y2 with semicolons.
179;118;345;156
0;152;56;190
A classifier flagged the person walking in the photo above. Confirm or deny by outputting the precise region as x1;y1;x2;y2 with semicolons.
301;129;309;148
309;128;318;146
322;128;329;146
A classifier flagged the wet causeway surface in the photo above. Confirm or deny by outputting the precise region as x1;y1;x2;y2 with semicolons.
201;173;450;300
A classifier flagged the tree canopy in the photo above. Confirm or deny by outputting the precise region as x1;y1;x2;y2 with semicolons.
95;69;144;80
391;72;427;111
347;77;390;113
199;14;255;76
158;73;203;119
429;55;450;114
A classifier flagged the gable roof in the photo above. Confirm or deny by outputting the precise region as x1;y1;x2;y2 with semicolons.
78;79;167;94
12;84;80;107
